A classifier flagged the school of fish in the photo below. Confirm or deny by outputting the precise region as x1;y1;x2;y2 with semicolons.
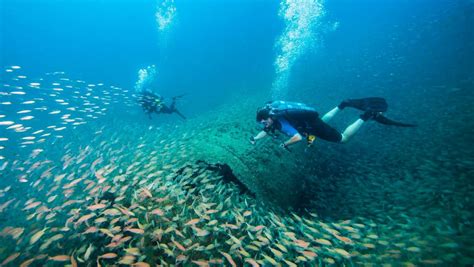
0;66;473;266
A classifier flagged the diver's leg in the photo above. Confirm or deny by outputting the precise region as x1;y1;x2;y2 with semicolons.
340;119;365;143
311;117;343;143
159;106;173;114
340;110;381;142
170;99;177;110
321;106;341;123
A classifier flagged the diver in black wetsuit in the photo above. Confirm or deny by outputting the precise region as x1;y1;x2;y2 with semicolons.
138;91;186;120
250;97;416;149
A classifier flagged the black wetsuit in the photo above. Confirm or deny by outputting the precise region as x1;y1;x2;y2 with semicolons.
266;112;342;143
261;98;415;144
138;92;186;119
159;98;186;119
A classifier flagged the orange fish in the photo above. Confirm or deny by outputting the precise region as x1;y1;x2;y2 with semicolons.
222;223;239;230
84;182;96;191
209;259;224;264
0;199;15;212
191;260;209;267
19;258;35;267
125;218;138;225
172;240;186;251
99;228;114;238
118;255;136;264
185;218;200;226
102;208;121;216
49;255;70;261
83;226;98;234
24;201;41;210
243;211;252;217
193;227;210;237
62;200;78;208
63;178;82;189
294;239;310;248
110;218;121;225
140;188;153;198
220;252;237;267
94;217;108;224
71;252;78;267
204;209;219;214
75;214;95;225
174;229;186;238
1;252;20;265
99;253;118;259
155;197;169;203
132;262;150;267
29;227;48;245
87;203;107;211
125;228;144;234
119;236;132;243
176;254;188;262
91;158;102;169
89;186;100;195
301;250;317;259
335;234;353;244
244;258;260;267
40;167;54;179
150;208;164;216
47;195;58;203
115;205;134;216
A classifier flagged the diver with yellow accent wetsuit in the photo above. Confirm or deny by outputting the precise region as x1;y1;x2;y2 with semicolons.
138;91;186;120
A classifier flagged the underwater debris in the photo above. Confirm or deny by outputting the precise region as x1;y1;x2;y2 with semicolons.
174;160;255;197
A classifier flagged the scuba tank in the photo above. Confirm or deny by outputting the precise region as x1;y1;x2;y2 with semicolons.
268;101;319;123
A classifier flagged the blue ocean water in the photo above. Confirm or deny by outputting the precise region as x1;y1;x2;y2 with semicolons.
3;1;471;110
1;0;473;265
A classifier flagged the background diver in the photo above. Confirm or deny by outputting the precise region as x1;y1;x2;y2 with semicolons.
250;97;416;150
138;90;186;120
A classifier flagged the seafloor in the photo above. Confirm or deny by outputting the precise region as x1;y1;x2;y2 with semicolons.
0;79;473;266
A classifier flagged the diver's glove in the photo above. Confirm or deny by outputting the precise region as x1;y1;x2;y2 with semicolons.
249;136;256;145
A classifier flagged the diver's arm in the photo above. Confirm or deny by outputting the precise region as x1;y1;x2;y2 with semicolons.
250;131;267;145
282;133;302;147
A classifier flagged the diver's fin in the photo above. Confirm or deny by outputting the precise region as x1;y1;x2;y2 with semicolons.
374;114;416;127
340;97;388;112
174;110;186;120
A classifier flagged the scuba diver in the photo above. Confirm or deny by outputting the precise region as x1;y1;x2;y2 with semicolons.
137;90;186;120
250;97;416;149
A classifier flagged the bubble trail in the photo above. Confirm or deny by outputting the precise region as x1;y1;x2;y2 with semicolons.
272;0;325;99
155;0;177;32
134;65;157;93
